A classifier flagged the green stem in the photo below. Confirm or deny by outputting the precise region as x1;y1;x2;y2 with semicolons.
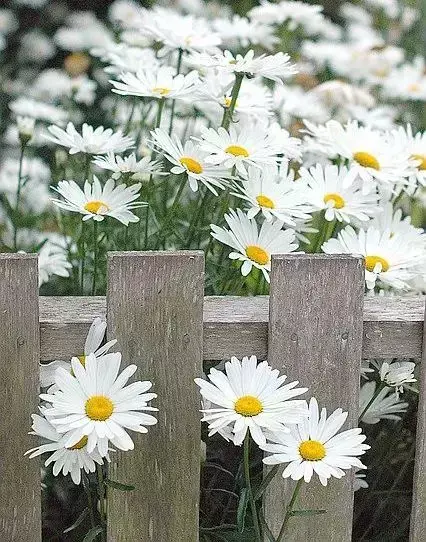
221;73;244;130
359;381;386;422
243;434;262;542
13;143;26;251
80;221;86;295
276;478;304;542
168;48;183;136
313;215;336;253
155;174;187;249
84;154;92;182
96;465;107;541
91;220;98;296
82;472;96;529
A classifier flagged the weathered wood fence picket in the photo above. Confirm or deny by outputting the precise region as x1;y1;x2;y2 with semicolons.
1;251;425;542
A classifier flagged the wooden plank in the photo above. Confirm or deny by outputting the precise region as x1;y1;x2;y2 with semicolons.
264;254;364;541
410;302;426;541
39;295;424;362
0;254;41;541
106;251;204;542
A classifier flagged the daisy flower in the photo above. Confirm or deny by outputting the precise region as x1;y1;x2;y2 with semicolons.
198;121;301;177
45;122;134;155
40;317;117;389
391;125;426;187
322;225;425;290
93;152;163;180
379;361;416;396
41;353;158;457
210;208;299;282
359;381;408;424
195;355;308;446
150;128;229;195
231;165;312;226
51;176;146;225
262;397;370;486
299;163;380;224
110;65;200;100
26;411;106;485
38;241;72;287
9;97;68;125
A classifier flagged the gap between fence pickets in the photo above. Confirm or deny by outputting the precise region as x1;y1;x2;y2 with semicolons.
39;294;425;362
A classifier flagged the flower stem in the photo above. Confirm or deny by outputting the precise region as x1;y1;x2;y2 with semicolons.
221;73;244;130
276;478;304;542
82;472;96;529
12;142;27;251
80;221;86;294
96;465;107;541
168;48;184;136
243;434;262;542
155;174;187;249
91;220;98;296
359;381;387;422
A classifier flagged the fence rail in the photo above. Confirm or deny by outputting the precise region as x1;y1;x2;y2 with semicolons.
1;251;426;542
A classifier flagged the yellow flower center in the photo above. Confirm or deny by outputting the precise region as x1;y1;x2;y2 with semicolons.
245;245;270;265
411;154;426;171
299;440;326;461
64;52;90;77
225;145;250;157
224;97;239;108
324;193;345;209
179;156;203;174
85;395;114;421
234;395;263;417
84;200;110;215
408;83;420;92
353;151;380;170
256;195;275;209
152;87;171;96
365;255;390;272
68;435;88;450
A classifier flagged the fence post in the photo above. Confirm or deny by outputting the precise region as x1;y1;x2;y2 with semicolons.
264;254;364;541
0;254;41;541
410;301;426;541
106;251;204;542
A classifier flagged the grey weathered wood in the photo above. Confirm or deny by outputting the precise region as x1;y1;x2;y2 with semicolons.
264;254;364;541
106;251;204;542
0;254;41;541
39;295;424;362
410;302;426;541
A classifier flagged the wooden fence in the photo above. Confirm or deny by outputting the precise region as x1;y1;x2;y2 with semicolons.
1;251;425;541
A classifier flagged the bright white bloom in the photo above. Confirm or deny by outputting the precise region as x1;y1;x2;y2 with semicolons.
382;57;426;102
379;361;416;396
93;152;163;180
52;177;145;225
150;128;229;195
195;355;308;446
250;1;324;33
9;97;68;125
359;381;408;424
322;225;425;290
299;164;380;223
231;165;312;226
38;242;72;287
26;412;106;485
40;317;118;389
41;353;158;457
212;15;277;50
391;125;426;187
210;208;298;282
262;397;369;486
198;121;301;177
45;122;134;155
110;65;200;100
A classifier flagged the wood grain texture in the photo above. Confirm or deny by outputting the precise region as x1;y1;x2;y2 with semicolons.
106;251;204;542
410;303;426;541
39;295;424;362
0;254;41;542
264;254;364;542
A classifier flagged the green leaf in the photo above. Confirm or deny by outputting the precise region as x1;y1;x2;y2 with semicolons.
82;526;104;541
254;465;280;501
291;509;327;517
105;478;135;491
63;508;90;533
236;488;249;533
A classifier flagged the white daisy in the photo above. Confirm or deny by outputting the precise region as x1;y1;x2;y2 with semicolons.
195;355;308;446
382;57;426;102
45;122;134;155
9;97;68;125
93;152;163;180
322;225;426;290
231;164;312;226
198;121;301;177
210;208;299;282
41;353;158;458
379;361;416;396
26;411;106;485
391;125;426;187
262;397;370;486
150;128;229;195
51;176;145;225
110;65;200;100
40;317;118;389
359;381;408;424
38;241;72;287
299;163;380;224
